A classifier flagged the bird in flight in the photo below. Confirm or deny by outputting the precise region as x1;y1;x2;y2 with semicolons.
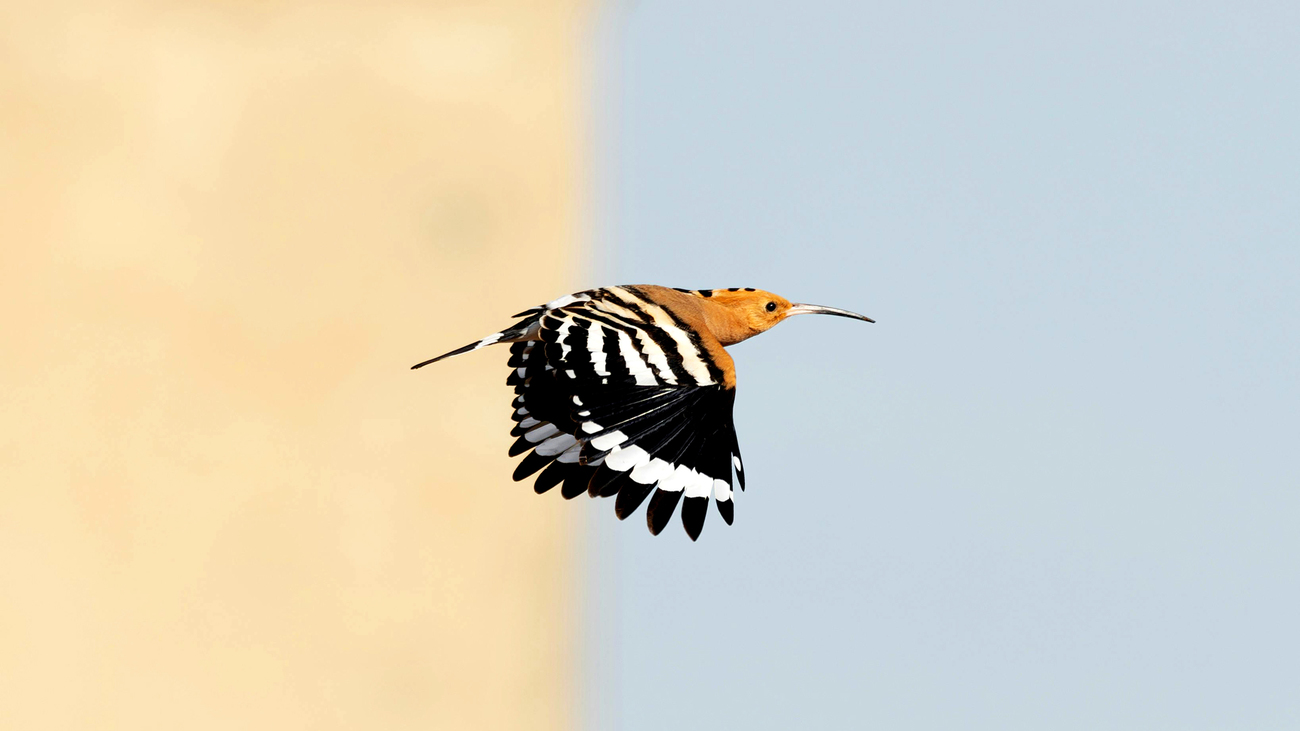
412;285;873;540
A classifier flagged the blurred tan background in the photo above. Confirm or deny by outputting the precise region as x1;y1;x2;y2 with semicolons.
0;1;590;728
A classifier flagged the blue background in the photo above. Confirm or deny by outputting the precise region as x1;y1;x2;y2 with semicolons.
584;2;1299;729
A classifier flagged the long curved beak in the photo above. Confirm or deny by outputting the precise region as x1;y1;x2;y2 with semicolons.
786;303;875;323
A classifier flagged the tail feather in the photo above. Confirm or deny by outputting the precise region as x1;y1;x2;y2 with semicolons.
411;334;500;369
411;315;542;370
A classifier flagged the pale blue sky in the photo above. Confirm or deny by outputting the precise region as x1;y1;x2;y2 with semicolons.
582;2;1299;729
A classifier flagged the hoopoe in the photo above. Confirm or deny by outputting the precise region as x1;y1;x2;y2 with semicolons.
413;285;873;540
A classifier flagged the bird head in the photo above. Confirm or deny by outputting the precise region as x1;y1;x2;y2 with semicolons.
700;288;874;345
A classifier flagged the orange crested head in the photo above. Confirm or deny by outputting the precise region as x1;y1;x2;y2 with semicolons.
685;287;874;346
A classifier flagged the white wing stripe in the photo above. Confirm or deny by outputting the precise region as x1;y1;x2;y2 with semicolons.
615;329;660;386
586;323;610;377
589;297;679;385
536;433;577;457
684;470;714;498
556;317;574;360
590;429;628;451
605;444;650;472
630;457;674;485
629;330;677;385
656;465;693;493
555;441;584;464
524;423;560;443
620;294;716;385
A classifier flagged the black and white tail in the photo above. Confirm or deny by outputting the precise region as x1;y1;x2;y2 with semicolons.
410;293;595;370
410;316;541;370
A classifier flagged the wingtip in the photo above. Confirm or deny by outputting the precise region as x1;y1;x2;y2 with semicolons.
716;497;734;525
681;496;707;541
646;489;683;536
614;480;654;519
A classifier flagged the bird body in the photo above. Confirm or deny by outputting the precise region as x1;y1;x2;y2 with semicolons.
413;285;872;540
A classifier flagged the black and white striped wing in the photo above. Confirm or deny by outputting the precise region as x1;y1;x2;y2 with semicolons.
574;382;742;539
506;336;600;501
506;289;745;540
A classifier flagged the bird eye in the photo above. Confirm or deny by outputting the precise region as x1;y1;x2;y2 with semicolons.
765;301;776;312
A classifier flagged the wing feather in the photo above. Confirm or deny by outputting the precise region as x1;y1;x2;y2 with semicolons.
499;289;742;539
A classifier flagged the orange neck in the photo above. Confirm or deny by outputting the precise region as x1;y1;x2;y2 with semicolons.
699;299;763;346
